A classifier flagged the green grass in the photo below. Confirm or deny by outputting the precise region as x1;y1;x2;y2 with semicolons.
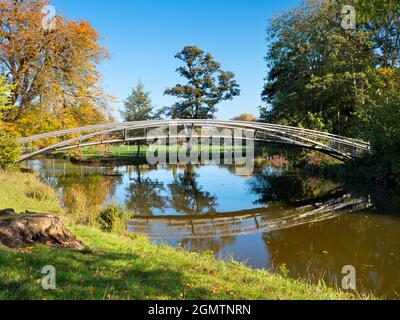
0;170;362;300
0;170;62;214
63;145;248;160
0;225;357;300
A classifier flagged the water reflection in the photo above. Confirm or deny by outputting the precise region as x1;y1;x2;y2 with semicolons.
250;172;342;205
125;166;167;216
25;158;400;298
128;193;372;238
264;214;400;298
168;164;217;215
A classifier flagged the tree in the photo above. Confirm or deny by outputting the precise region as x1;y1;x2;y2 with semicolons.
0;76;13;127
354;0;400;185
120;81;161;122
232;113;257;122
357;0;400;68
0;75;18;170
260;0;374;135
357;67;400;184
260;0;400;184
0;0;112;135
0;131;21;170
165;45;240;119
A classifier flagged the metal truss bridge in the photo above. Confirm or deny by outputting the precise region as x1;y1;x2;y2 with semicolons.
17;120;370;162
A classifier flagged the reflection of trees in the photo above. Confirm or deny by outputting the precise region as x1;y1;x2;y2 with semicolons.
249;172;340;205
342;181;400;216
369;190;400;215
62;173;121;212
180;236;236;257
125;166;167;216
122;164;219;216
168;164;217;215
262;214;400;298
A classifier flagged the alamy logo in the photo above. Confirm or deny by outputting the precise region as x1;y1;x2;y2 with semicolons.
41;265;56;290
41;5;57;32
341;5;356;30
146;124;255;175
341;265;356;290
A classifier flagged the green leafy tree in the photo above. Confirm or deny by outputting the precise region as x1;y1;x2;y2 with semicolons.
352;1;400;184
358;68;400;184
165;45;240;119
121;81;162;122
0;75;19;170
357;0;400;19
260;0;374;135
261;0;400;184
358;0;400;68
0;76;14;125
0;131;21;171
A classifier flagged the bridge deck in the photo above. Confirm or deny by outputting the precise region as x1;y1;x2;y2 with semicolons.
17;120;370;162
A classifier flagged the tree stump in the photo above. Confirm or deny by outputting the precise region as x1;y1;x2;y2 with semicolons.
0;213;85;249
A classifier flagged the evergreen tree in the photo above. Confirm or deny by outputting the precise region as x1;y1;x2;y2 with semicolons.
121;81;161;121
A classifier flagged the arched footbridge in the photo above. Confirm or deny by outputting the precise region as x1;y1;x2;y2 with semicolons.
17;120;370;162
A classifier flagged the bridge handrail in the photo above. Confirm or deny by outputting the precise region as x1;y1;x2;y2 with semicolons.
17;120;370;149
18;120;369;163
20;120;367;152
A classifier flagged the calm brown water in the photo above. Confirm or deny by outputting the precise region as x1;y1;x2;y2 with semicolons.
26;158;400;299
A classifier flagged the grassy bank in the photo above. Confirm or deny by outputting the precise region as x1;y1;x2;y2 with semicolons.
0;170;62;214
0;170;360;300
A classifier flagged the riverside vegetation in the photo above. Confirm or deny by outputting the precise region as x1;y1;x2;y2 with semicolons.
0;169;366;300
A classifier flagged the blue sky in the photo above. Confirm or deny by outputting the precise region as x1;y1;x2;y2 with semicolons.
53;0;299;120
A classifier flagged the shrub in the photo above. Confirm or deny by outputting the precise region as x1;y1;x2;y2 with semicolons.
0;131;21;170
97;204;132;233
63;187;100;225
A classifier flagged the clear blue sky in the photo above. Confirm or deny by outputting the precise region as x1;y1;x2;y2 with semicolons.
53;0;299;120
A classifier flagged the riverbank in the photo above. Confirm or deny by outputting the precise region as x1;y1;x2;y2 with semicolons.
0;169;364;300
57;145;249;165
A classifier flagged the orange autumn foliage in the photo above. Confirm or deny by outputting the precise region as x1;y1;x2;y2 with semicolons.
0;0;114;136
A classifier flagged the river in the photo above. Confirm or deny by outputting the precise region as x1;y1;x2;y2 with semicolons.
25;158;400;299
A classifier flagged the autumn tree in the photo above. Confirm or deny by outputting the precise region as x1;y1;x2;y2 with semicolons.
232;113;257;122
165;45;240;119
0;0;112;135
121;81;162;122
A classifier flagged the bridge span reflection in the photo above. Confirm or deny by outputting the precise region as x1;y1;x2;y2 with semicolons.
128;193;372;239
